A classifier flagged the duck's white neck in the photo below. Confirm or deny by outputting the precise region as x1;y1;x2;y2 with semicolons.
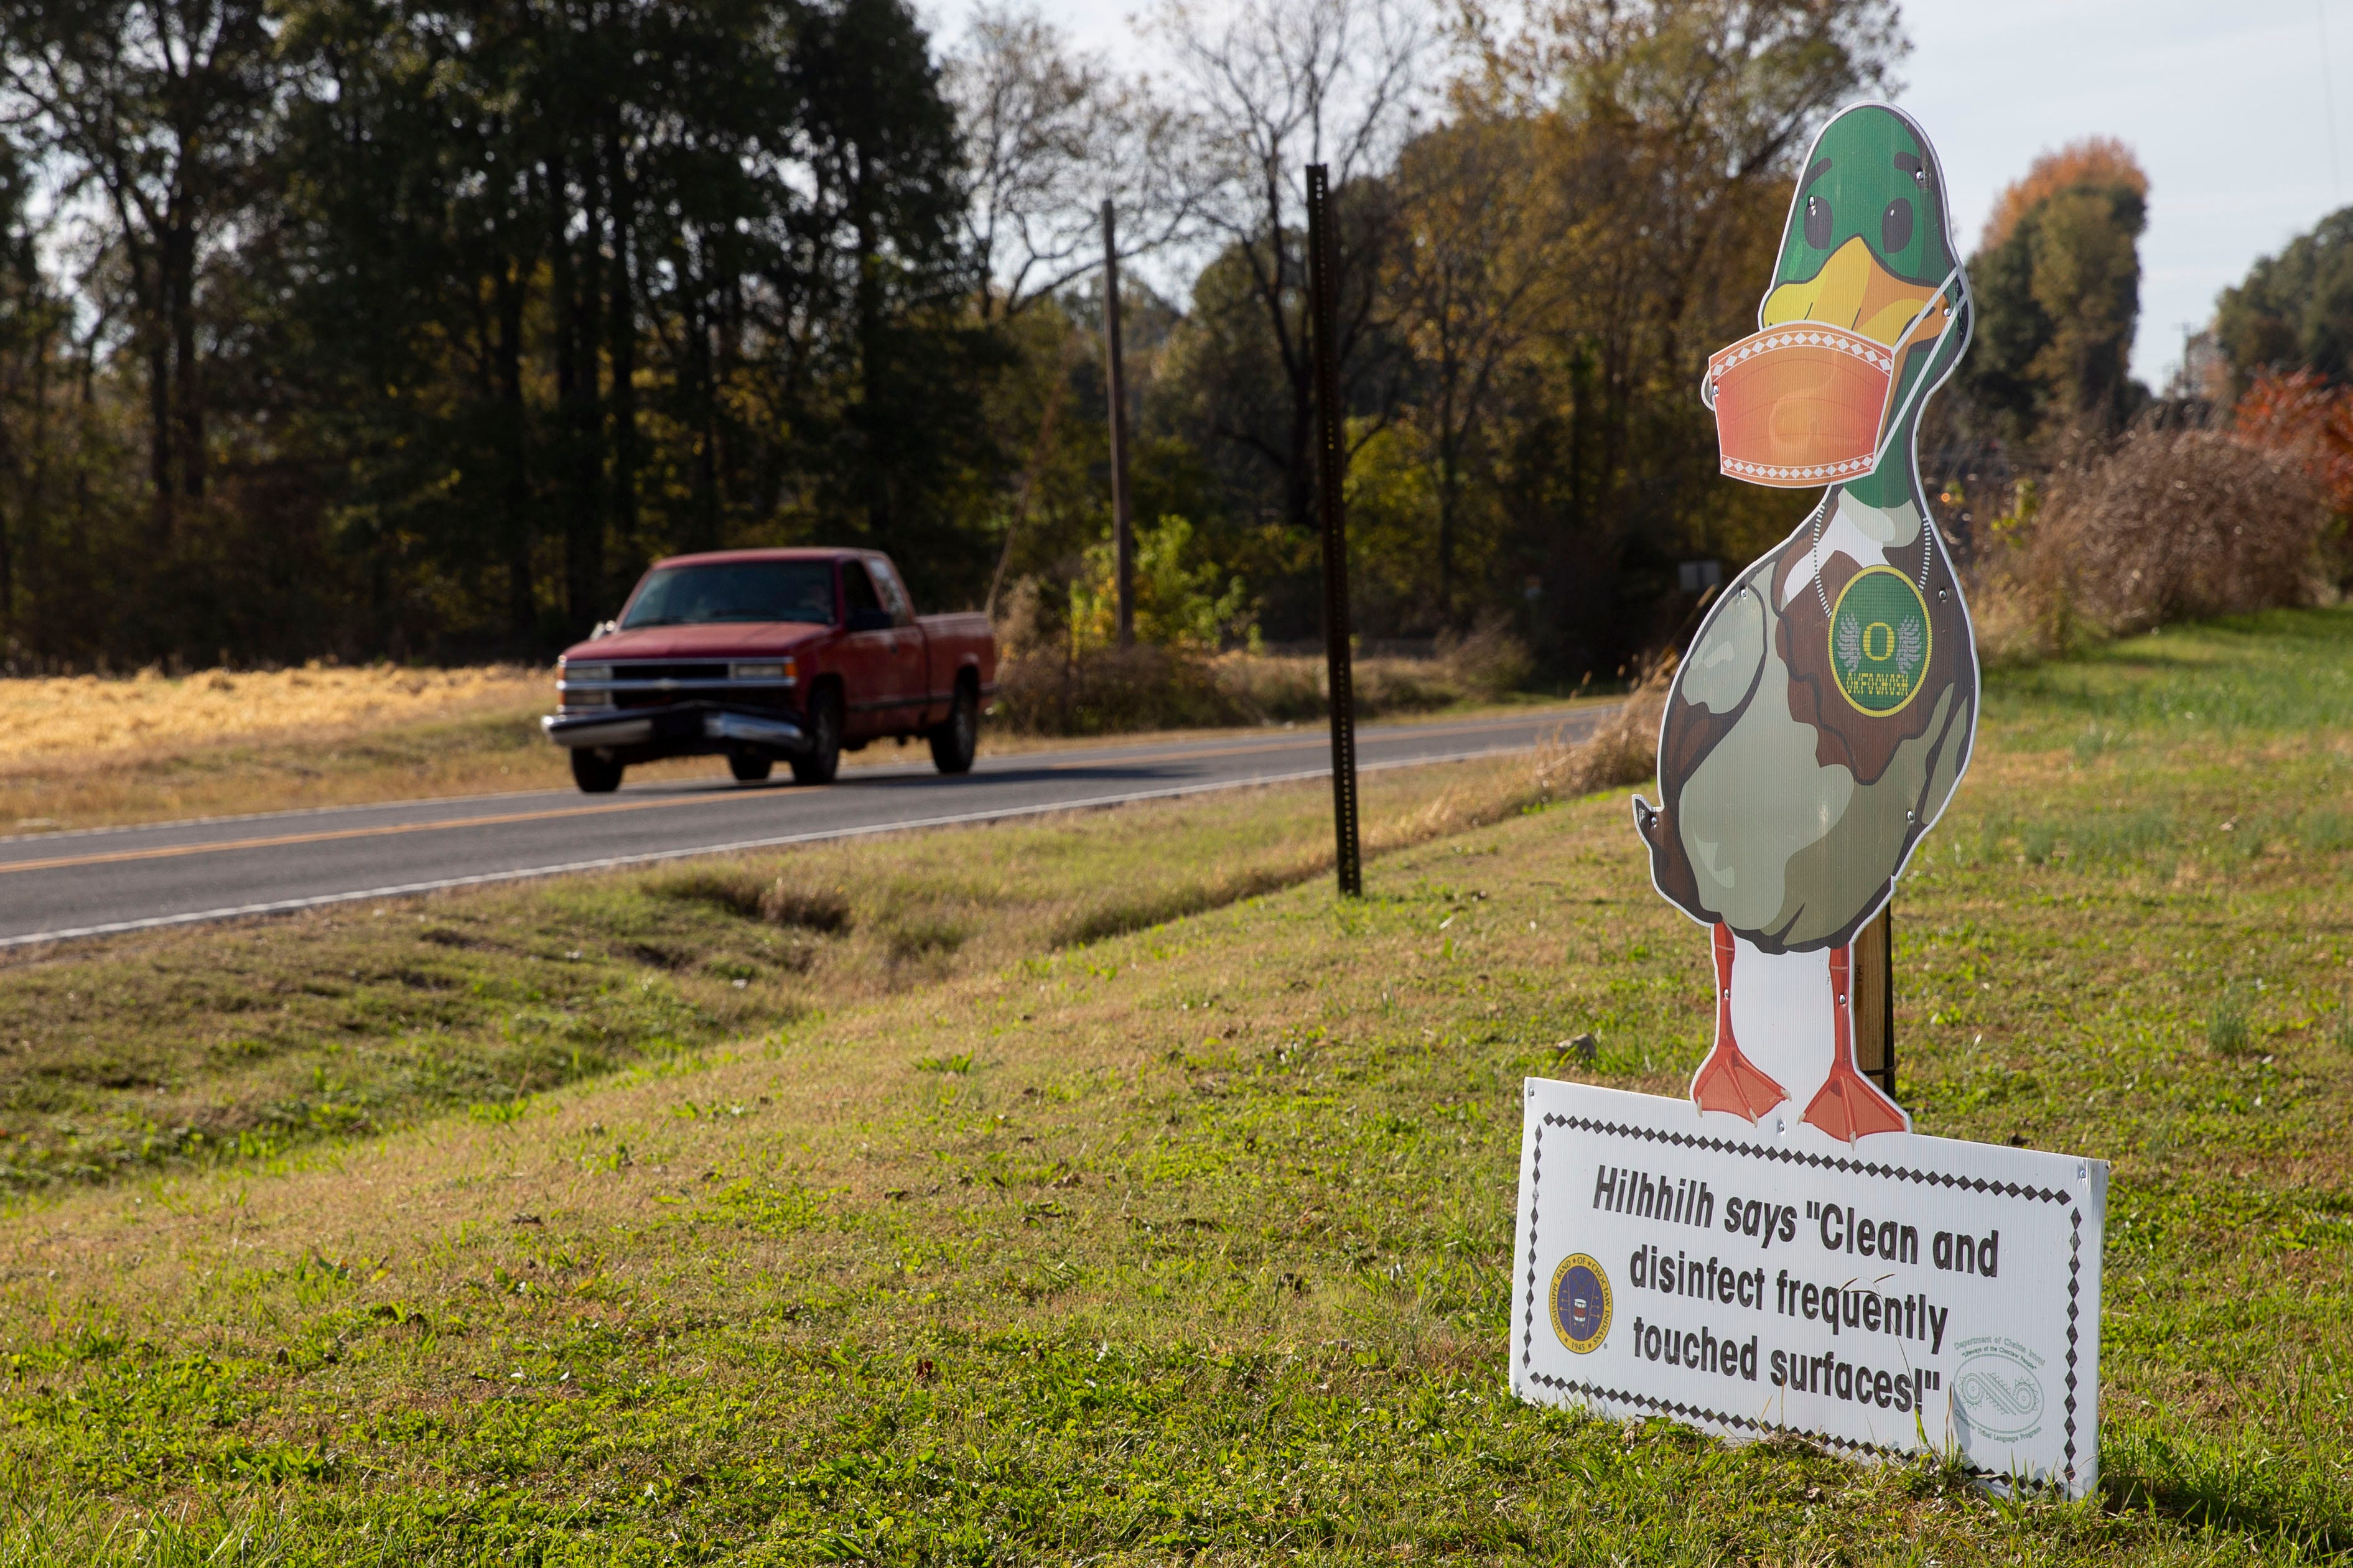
1778;489;1933;612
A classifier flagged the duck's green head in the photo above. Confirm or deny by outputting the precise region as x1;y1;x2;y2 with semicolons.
1758;103;1972;501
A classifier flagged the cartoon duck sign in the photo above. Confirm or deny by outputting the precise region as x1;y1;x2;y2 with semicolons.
1511;108;2107;1495
1635;100;1978;1144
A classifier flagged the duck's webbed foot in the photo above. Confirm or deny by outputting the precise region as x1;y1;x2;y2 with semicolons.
1693;1046;1789;1123
1800;944;1910;1143
1802;1070;1909;1142
1690;924;1787;1123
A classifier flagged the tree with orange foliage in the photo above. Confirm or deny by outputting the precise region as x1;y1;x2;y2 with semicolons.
1957;137;2150;448
1977;137;2146;253
2235;367;2353;515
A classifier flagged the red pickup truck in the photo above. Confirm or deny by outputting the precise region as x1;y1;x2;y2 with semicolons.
542;548;997;792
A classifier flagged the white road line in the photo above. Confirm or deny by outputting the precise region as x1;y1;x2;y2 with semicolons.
0;743;1550;949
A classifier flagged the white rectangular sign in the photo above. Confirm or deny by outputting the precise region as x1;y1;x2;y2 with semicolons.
1511;1079;2107;1496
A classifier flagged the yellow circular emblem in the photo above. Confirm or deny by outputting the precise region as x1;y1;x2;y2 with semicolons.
1827;564;1933;716
1549;1253;1611;1353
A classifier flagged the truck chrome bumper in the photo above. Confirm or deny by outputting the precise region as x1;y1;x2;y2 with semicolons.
542;704;806;753
704;710;807;749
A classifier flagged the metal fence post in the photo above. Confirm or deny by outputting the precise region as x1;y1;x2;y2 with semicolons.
1305;164;1361;898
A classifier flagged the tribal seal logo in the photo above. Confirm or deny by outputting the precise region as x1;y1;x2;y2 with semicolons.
1952;1336;2046;1443
1549;1253;1611;1353
1828;565;1932;715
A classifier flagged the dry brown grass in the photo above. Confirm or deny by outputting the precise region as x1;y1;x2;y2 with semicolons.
992;628;1537;736
0;663;549;769
0;647;1591;833
1529;656;1670;796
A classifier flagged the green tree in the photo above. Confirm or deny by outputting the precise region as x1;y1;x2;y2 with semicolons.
794;0;996;608
2216;206;2353;391
1958;138;2149;445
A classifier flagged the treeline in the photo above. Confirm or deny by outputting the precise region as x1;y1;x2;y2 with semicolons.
0;0;984;667
0;0;2276;681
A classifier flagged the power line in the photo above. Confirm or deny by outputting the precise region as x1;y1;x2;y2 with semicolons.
2324;0;2344;200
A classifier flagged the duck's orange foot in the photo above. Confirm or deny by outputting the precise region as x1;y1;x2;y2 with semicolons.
1691;1045;1787;1123
1801;1062;1910;1143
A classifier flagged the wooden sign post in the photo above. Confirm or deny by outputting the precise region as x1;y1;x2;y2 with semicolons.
1853;904;1895;1100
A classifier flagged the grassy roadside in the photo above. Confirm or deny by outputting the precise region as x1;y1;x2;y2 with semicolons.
0;613;2346;1561
0;751;1557;1192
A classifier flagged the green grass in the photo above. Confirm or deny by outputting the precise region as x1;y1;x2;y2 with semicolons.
0;612;2347;1561
1987;605;2353;740
0;756;1542;1193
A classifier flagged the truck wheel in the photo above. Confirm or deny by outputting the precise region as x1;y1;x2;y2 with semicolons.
571;749;625;794
929;682;979;775
728;753;773;783
791;686;842;786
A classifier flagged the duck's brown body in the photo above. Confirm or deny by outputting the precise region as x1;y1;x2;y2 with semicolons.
1638;486;1976;955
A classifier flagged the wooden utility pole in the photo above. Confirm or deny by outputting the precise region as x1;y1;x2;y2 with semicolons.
1305;165;1361;898
1853;902;1896;1099
1101;200;1134;646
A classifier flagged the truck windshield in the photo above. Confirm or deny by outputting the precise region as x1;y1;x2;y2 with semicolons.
620;562;836;629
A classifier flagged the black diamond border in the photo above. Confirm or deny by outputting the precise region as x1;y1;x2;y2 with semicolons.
1519;1111;2086;1487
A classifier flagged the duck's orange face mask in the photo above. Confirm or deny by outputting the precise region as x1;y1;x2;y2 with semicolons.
1703;238;1964;489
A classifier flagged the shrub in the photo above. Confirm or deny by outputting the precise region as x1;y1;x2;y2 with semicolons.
992;643;1251;735
1065;516;1256;655
1435;610;1534;698
2206;987;2252;1055
1532;656;1672;796
1969;422;2331;660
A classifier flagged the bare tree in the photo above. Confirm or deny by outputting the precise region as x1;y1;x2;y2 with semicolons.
946;4;1195;318
1153;0;1429;536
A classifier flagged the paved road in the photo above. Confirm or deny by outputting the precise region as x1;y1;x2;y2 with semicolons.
0;707;1609;948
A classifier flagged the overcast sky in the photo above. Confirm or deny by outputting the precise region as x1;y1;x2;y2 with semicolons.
925;0;2342;390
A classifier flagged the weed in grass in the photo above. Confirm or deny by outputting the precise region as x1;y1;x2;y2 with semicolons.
913;1052;976;1074
2301;810;2353;853
760;882;855;932
2207;986;2253;1055
885;912;971;962
2069;808;2176;863
653;866;854;934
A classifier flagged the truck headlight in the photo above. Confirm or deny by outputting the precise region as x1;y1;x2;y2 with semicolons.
562;690;613;708
732;661;794;682
562;663;613;682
